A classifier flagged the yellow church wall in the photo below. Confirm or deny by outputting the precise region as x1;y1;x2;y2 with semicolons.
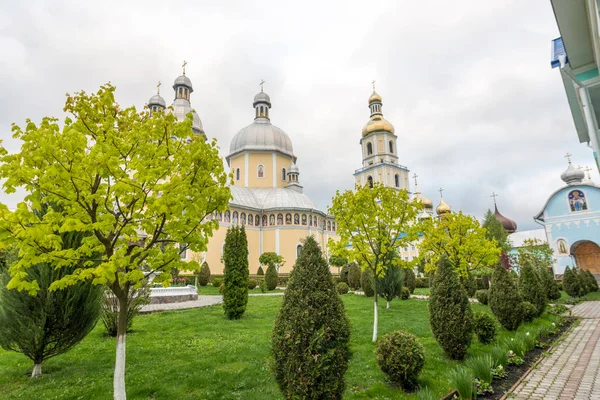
229;154;245;185
246;227;261;274
230;152;294;188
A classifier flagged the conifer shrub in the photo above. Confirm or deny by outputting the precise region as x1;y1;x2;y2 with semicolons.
257;266;265;276
248;278;258;290
259;279;267;293
461;275;478;297
475;289;489;305
211;277;222;287
575;268;589;296
265;264;278;291
403;268;416;294
489;264;522;331
584;270;599;291
219;283;225;294
272;236;350;399
562;267;580;298
540;267;561;301
378;263;403;308
376;331;424;389
347;262;361;290
361;269;374;297
101;284;150;337
400;286;410;300
429;256;473;360
196;262;211;286
472;312;497;344
337;282;349;295
519;264;546;317
340;264;349;284
415;276;429;288
521;301;536;322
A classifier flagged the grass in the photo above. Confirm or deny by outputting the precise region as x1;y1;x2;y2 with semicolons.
558;290;600;302
195;285;284;295
413;288;430;296
0;294;565;399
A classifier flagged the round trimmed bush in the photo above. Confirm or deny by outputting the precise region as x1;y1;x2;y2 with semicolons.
347;263;361;290
376;331;425;389
219;283;225;294
211;277;223;287
400;286;410;300
415;276;428;288
337;282;349;295
259;279;267;293
361;269;374;297
403;268;416;294
475;289;489;305
473;312;497;344
489;264;522;331
196;262;211;286
521;301;537;322
248;278;258;290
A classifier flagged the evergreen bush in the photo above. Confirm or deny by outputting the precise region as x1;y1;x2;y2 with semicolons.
361;269;374;297
472;312;497;344
584;270;599;291
196;262;211;286
461;275;477;297
101;284;150;337
563;267;580;298
378;263;403;309
272;236;350;399
347;262;361;290
429;256;473;360
475;289;489;305
415;276;429;288
489;264;522;331
259;279;267;293
577;268;590;296
219;283;225;294
376;331;425;389
257;266;264;276
519;264;546;317
337;282;349;295
403;268;416;294
540;267;561;301
248;278;258;290
211;277;223;287
521;301;537;322
222;226;249;319
340;265;349;284
400;286;410;300
265;264;278;291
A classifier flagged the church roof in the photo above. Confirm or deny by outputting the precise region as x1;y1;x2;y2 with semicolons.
229;119;294;160
534;182;600;222
494;204;517;233
229;185;325;213
508;229;546;248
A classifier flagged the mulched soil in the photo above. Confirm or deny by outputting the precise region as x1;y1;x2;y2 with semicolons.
443;317;575;400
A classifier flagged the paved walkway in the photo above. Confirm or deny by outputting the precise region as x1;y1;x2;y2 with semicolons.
509;301;600;399
140;292;285;313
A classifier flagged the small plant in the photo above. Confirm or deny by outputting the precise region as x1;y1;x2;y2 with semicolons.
248;278;258;290
465;355;493;385
490;345;508;368
403;268;416;294
547;304;569;316
196;262;211;286
491;364;508;379
472;312;497;344
450;367;474;400
489;263;523;331
475;289;489;305
400;286;410;300
563;266;581;298
519;263;546;317
415;387;436;400
521;331;537;352
376;331;425;389
211;278;223;287
337;282;349;295
507;351;524;366
265;264;278;291
504;337;526;358
521;301;537;322
259;279;267;293
474;378;494;396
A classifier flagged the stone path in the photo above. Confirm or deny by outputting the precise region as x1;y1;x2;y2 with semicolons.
140;292;285;313
509;301;600;399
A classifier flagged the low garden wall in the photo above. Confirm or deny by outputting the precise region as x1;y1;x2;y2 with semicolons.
149;285;198;304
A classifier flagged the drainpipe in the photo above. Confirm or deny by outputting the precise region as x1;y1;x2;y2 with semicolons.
578;86;600;173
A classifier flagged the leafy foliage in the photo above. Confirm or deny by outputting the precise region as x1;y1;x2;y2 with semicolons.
378;260;403;308
540;267;561;301
101;284;150;337
489;264;522;331
472;312;497;344
475;289;489;305
272;236;350;399
418;212;501;277
223;226;249;319
259;252;285;269
450;367;474;400
428;257;473;360
400;286;410;300
519;264;546;317
403;268;416;294
584;270;599;292
212;278;223;287
265;264;278;291
337;282;349;294
361;269;374;297
259;279;267;293
482;209;511;253
196;262;211;287
257;266;264;276
562;267;581;298
329;255;348;271
347;262;361;290
248;278;258;290
465;354;493;385
521;302;537;323
376;331;425;389
513;238;554;273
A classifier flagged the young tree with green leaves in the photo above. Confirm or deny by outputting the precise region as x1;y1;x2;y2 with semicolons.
329;254;348;275
418;212;501;278
519;263;546;317
482;209;511;253
378;261;403;309
0;85;231;399
328;182;421;342
514;238;554;272
222;225;249;319
259;252;284;291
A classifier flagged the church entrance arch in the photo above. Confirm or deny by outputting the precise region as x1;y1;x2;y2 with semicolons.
572;241;600;274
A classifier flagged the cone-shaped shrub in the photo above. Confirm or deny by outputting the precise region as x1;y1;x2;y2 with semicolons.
429;256;473;360
272;236;350;399
265;264;278;291
540;267;561;301
347;262;362;290
403;268;416;294
576;268;590;296
519;264;546;317
378;263;403;309
489;264;522;331
361;268;374;297
197;262;211;286
563;266;580;298
584;270;599;291
472;312;497;344
257;266;264;276
222;226;249;319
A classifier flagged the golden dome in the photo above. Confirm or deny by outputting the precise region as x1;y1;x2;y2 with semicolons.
436;197;451;215
362;115;395;137
415;192;433;209
369;90;382;104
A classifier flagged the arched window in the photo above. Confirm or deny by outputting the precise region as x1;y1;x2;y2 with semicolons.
294;213;300;224
247;214;253;225
257;165;264;178
394;174;400;188
327;221;331;231
282;168;286;181
232;211;238;224
224;210;231;222
389;140;394;153
302;214;307;225
236;168;240;181
367;175;374;188
262;215;268;226
240;212;246;225
296;244;303;257
277;214;284;225
255;214;260;226
367;142;373;155
270;214;275;226
285;213;292;224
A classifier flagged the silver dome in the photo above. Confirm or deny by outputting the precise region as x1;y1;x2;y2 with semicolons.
148;94;166;108
169;98;204;133
561;163;584;185
289;162;300;173
173;74;193;90
253;91;271;106
230;186;317;210
229;119;294;158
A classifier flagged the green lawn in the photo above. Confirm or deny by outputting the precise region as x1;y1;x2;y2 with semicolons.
0;294;562;399
195;285;284;295
558;290;600;302
413;287;430;296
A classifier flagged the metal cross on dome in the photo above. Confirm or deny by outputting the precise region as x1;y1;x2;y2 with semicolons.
157;81;161;95
583;166;593;179
438;187;444;197
412;173;418;187
565;152;572;163
260;79;265;92
490;192;498;204
372;80;376;90
182;60;187;75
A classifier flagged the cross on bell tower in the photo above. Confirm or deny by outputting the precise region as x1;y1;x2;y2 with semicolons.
490;192;498;204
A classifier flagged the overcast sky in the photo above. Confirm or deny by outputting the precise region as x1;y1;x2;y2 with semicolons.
0;0;593;231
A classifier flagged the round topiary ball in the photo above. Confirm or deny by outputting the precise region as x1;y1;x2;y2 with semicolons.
376;331;425;389
475;289;489;305
521;301;537;322
400;286;410;300
337;282;349;295
219;283;225;294
248;278;258;290
472;311;497;344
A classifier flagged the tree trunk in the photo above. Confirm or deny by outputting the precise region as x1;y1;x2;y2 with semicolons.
31;363;42;377
372;277;378;343
113;294;128;400
386;300;390;309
